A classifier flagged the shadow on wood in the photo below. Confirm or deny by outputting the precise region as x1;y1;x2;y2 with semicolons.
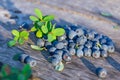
80;57;97;74
106;56;120;72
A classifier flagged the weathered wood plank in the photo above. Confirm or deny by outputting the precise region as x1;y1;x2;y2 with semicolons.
0;0;120;80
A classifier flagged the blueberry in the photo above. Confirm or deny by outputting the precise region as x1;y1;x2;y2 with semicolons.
92;45;100;50
107;44;115;53
51;57;61;66
53;41;64;49
96;67;107;78
48;47;56;53
85;40;93;48
78;45;84;50
75;28;84;36
68;39;74;43
68;30;77;39
92;49;100;58
24;56;37;67
44;41;52;47
54;50;63;56
94;34;103;40
62;52;72;62
76;36;87;45
86;31;95;40
101;44;108;51
62;40;68;46
91;30;98;35
69;48;76;56
68;42;75;48
57;34;66;41
18;54;28;63
99;38;107;44
83;47;92;57
53;54;62;61
37;39;45;47
76;48;84;57
106;41;114;46
19;22;30;30
100;50;108;57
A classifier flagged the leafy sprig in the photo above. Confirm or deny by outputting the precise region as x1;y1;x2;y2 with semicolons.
8;30;29;47
30;8;65;42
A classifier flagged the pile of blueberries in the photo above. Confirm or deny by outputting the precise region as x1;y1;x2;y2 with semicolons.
36;25;115;67
19;23;115;78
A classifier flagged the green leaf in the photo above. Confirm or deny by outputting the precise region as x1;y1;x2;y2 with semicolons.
18;74;26;80
41;25;48;34
43;15;54;21
20;31;29;39
12;30;19;37
100;12;112;17
29;16;39;22
31;26;37;32
18;38;25;45
47;33;56;42
14;36;19;41
52;23;56;32
37;22;44;27
31;45;44;50
52;28;65;36
36;30;42;38
8;40;16;47
47;21;52;32
22;64;31;79
54;62;64;72
34;8;42;20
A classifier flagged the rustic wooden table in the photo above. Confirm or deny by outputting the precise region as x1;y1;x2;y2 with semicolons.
0;0;120;80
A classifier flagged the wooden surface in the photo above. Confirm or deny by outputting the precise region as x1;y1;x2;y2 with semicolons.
0;0;120;80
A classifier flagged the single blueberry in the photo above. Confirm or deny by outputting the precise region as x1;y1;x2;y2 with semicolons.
92;49;100;58
19;22;30;30
69;48;76;56
83;47;92;57
37;39;45;47
76;48;84;57
96;67;107;78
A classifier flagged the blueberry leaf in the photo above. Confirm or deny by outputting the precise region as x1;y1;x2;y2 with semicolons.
8;40;16;47
47;21;52;32
48;33;56;42
36;30;42;38
41;25;48;34
43;15;54;21
52;23;56;32
34;8;42;20
31;26;37;32
14;36;19;41
31;45;44;50
18;38;25;45
12;30;19;37
37;22;44;27
52;28;65;36
29;16;39;22
20;31;29;38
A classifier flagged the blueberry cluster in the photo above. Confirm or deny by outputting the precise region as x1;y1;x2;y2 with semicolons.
36;25;115;71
